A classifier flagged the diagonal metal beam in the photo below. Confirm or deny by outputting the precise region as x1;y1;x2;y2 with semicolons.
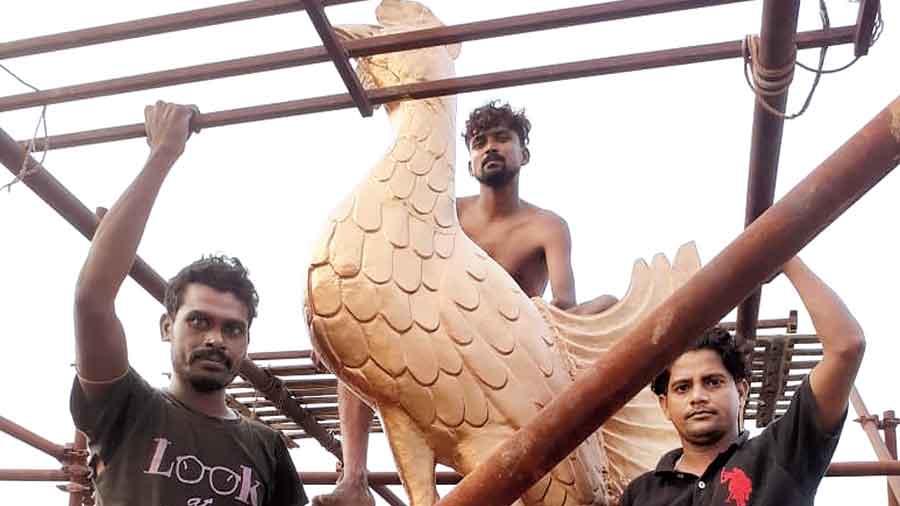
18;25;855;151
0;415;66;462
734;0;801;345
0;130;168;300
0;0;364;60
851;387;900;501
301;0;372;116
0;0;755;113
432;95;900;506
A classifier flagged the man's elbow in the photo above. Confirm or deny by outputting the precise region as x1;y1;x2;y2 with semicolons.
831;331;866;366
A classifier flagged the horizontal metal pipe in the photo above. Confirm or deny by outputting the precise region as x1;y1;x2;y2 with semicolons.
0;416;65;461
248;350;311;360
0;469;68;481
296;462;900;486
433;95;900;506
827;461;900;477
0;0;364;60
0;0;752;112
21;26;855;151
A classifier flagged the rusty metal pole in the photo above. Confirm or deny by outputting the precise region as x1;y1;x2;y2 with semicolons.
65;431;90;506
434;97;900;506
0;415;66;461
734;0;801;346
844;389;898;503
885;410;898;506
0;130;168;303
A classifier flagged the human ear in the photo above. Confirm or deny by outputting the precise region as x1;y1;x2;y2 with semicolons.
521;147;530;166
468;161;474;176
658;394;671;422
159;313;173;343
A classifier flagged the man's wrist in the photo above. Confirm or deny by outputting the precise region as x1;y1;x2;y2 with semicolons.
147;145;182;168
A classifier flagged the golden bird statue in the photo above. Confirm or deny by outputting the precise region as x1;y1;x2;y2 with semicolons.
306;1;696;504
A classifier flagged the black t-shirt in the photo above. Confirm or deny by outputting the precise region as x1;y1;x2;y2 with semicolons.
71;369;308;506
620;378;843;506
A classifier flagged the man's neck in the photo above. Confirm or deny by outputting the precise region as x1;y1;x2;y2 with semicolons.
168;377;232;419
476;178;521;218
677;431;739;476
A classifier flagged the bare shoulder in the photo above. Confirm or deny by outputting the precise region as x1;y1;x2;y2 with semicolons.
524;201;570;237
457;195;477;217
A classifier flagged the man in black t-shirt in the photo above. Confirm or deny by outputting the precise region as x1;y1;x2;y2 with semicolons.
620;257;865;506
71;101;306;506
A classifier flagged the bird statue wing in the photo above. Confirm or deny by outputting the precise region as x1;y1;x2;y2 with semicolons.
532;241;701;496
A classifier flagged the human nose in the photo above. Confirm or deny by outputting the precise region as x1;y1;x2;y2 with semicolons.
689;386;710;404
203;329;225;347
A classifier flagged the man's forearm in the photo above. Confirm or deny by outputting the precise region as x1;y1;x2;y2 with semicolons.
782;258;864;356
75;148;177;307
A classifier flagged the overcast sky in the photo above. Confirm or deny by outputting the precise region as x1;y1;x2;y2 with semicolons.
1;1;898;504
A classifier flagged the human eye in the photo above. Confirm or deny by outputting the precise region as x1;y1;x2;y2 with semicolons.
705;377;724;388
672;383;689;394
224;323;246;338
187;313;209;329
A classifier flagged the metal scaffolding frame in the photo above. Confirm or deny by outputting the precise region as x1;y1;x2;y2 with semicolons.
0;1;895;505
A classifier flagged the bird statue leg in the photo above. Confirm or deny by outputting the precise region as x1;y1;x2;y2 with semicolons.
379;405;440;506
311;384;375;506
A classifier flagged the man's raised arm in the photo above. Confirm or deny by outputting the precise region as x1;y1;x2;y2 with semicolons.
73;101;198;401
783;257;866;433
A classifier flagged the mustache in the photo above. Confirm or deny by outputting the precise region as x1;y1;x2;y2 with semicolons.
190;348;232;369
482;153;505;168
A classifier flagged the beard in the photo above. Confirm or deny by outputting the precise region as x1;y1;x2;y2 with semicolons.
188;374;230;393
475;163;519;188
183;348;236;393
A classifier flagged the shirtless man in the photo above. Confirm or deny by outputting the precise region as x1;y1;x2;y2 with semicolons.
312;101;617;506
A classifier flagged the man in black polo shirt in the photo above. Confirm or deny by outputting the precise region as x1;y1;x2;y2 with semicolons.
620;257;865;506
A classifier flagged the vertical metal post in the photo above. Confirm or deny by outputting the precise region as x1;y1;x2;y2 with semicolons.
735;0;801;346
885;410;898;506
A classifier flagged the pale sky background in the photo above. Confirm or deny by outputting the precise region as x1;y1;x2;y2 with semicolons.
1;1;898;504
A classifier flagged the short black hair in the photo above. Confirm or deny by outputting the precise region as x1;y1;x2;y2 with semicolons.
164;255;259;327
651;327;750;396
462;100;531;148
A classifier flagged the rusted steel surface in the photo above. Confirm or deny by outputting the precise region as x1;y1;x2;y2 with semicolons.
734;0;801;345
717;311;796;332
885;410;898;506
248;350;312;360
0;469;69;481
295;463;900;485
0;128;168;303
854;0;881;57
21;25;855;151
65;431;90;506
301;0;373;116
299;471;461;485
826;461;900;477
237;361;342;457
0;415;66;461
433;97;900;506
0;0;753;112
852;389;900;501
0;0;364;60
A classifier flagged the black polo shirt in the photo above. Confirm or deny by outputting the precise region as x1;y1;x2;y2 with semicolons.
619;378;843;506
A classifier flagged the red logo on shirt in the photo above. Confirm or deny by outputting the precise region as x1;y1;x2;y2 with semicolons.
720;467;752;506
